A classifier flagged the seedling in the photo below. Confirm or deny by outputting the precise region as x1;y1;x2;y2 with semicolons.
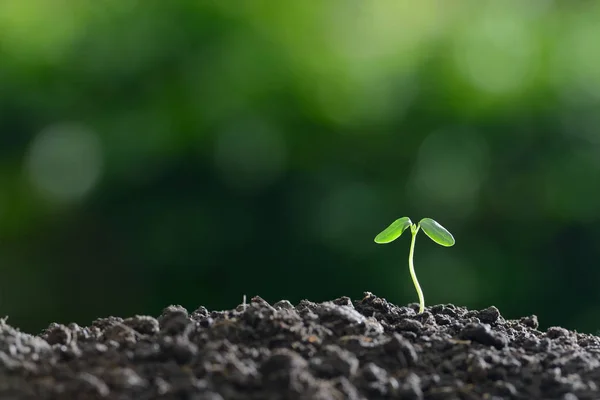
374;217;455;314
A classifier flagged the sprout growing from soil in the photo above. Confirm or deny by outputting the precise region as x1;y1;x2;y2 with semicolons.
374;217;455;314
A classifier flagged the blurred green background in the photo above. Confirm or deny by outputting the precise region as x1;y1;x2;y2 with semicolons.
2;1;600;334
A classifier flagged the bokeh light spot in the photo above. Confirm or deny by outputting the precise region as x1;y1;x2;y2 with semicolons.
408;130;489;219
25;123;103;203
551;18;600;99
453;6;538;95
0;0;86;64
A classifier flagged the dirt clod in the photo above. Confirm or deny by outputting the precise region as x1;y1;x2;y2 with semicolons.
2;293;600;399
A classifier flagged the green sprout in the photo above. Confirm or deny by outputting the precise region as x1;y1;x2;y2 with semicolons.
374;217;455;314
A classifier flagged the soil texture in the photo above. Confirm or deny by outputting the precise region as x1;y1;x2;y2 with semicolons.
1;292;599;399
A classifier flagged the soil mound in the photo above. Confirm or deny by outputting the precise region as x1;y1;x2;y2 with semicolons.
1;292;598;399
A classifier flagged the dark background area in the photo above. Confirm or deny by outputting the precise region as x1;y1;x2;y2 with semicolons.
1;1;600;334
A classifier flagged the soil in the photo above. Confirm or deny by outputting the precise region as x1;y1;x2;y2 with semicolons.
1;292;599;400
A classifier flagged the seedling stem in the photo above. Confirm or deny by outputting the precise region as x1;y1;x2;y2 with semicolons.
374;217;454;314
408;224;425;313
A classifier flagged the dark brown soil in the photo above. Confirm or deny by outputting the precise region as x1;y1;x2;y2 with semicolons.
1;292;599;400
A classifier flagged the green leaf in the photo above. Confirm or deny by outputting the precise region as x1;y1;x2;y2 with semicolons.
374;217;412;244
418;218;455;247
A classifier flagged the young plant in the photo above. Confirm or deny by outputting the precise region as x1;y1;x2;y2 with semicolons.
374;217;455;314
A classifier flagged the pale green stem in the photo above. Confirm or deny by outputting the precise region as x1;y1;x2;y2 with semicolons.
408;225;425;313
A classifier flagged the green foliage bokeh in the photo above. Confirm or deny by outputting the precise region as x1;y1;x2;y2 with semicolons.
2;1;600;333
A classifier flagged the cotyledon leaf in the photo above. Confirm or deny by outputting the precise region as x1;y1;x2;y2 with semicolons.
374;217;412;244
419;218;455;247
